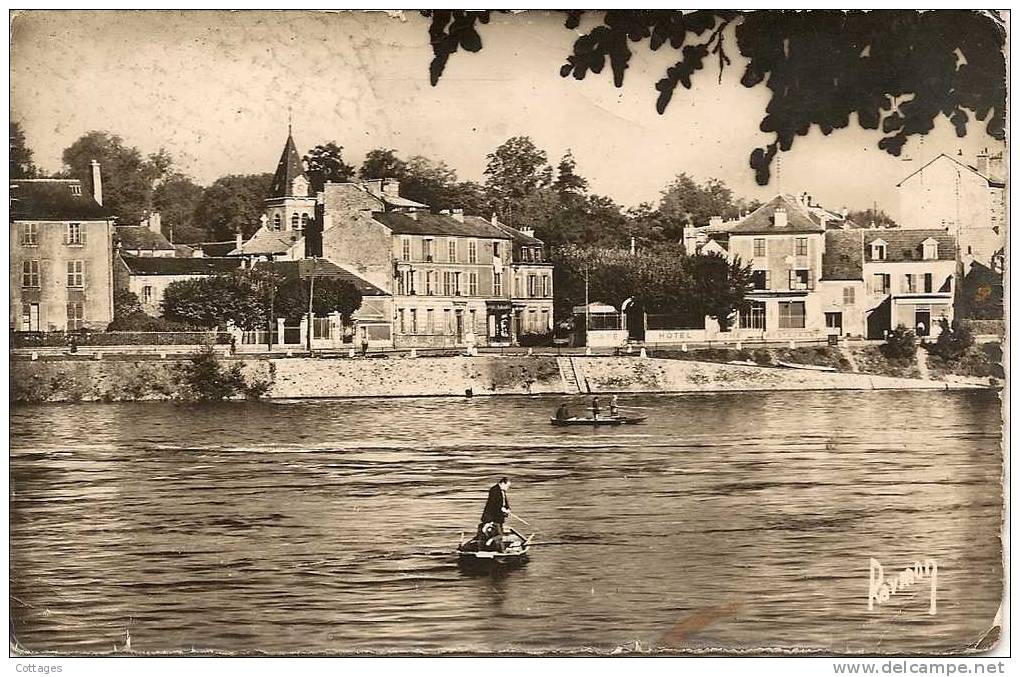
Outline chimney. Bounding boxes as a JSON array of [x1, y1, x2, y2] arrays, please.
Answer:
[[236, 232, 243, 250], [149, 211, 162, 235], [451, 208, 464, 223], [520, 225, 534, 238], [798, 192, 808, 206], [976, 148, 989, 177], [840, 207, 849, 220], [988, 151, 1004, 182], [90, 160, 103, 205], [409, 210, 419, 221], [364, 179, 383, 197], [709, 215, 723, 229], [630, 236, 636, 255], [773, 206, 788, 229], [382, 179, 400, 197]]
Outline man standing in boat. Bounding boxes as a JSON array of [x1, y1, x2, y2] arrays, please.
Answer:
[[479, 477, 511, 551]]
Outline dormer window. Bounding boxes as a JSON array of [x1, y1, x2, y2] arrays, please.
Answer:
[[921, 238, 939, 260], [870, 239, 887, 261]]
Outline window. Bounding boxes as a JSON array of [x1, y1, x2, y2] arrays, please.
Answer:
[[778, 301, 806, 329], [922, 240, 938, 260], [443, 271, 452, 295], [468, 240, 477, 263], [751, 270, 768, 290], [795, 237, 808, 256], [493, 241, 501, 259], [397, 272, 406, 295], [541, 309, 550, 330], [301, 213, 309, 229], [542, 275, 551, 297], [402, 238, 411, 262], [21, 303, 39, 331], [66, 260, 85, 288], [66, 302, 84, 330], [535, 247, 543, 262], [753, 238, 766, 257], [468, 272, 478, 296], [739, 301, 767, 330], [513, 276, 521, 297], [521, 247, 531, 263], [273, 214, 281, 230], [871, 273, 890, 294], [422, 239, 434, 261], [291, 213, 300, 230], [70, 184, 82, 196], [453, 272, 461, 295], [494, 272, 502, 296], [789, 269, 811, 290], [870, 241, 887, 261], [426, 309, 435, 334], [21, 260, 39, 288], [398, 309, 405, 334], [444, 308, 452, 333], [825, 312, 843, 331], [527, 275, 537, 298], [409, 309, 417, 334], [843, 287, 855, 305], [903, 274, 917, 293], [66, 223, 83, 245], [448, 240, 457, 262], [142, 285, 153, 304], [21, 223, 38, 246], [425, 271, 434, 295], [924, 273, 933, 294]]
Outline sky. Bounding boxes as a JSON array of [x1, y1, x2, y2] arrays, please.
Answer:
[[10, 10, 1006, 221]]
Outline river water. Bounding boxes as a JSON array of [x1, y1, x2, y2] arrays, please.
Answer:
[[10, 390, 1003, 655]]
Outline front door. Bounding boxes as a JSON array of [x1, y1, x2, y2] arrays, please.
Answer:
[[915, 310, 931, 337], [455, 311, 464, 343], [825, 311, 843, 335], [21, 303, 39, 331]]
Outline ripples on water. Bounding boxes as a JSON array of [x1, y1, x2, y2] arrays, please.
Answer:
[[10, 390, 1003, 654]]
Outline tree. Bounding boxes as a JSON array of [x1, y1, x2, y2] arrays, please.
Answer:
[[304, 142, 356, 192], [423, 10, 1006, 185], [274, 276, 363, 324], [483, 136, 553, 205], [400, 155, 460, 209], [192, 173, 273, 240], [846, 207, 898, 229], [881, 324, 917, 359], [153, 173, 206, 242], [360, 148, 408, 179], [553, 150, 588, 196], [10, 122, 37, 179], [61, 131, 170, 223], [927, 318, 975, 361], [657, 174, 752, 240], [162, 268, 278, 330]]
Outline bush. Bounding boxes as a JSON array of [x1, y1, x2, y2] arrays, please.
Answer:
[[519, 331, 554, 347], [881, 325, 917, 360], [107, 310, 192, 332], [925, 318, 975, 362]]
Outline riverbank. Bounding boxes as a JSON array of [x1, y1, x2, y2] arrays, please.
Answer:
[[10, 353, 992, 403]]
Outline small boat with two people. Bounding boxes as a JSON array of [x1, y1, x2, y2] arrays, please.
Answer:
[[550, 395, 647, 426], [457, 477, 534, 572]]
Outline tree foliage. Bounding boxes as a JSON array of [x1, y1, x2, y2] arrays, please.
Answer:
[[10, 121, 37, 179], [553, 150, 588, 196], [846, 207, 898, 229], [657, 173, 760, 240], [304, 142, 356, 192], [273, 275, 363, 325], [881, 324, 917, 359], [424, 10, 1006, 185], [359, 148, 408, 179], [61, 131, 171, 223], [153, 172, 206, 242], [926, 318, 975, 361], [162, 268, 279, 330], [192, 173, 273, 240], [484, 136, 553, 204]]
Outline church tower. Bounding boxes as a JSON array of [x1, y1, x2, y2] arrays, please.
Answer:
[[263, 127, 318, 254]]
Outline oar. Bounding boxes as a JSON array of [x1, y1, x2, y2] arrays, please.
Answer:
[[509, 512, 530, 526]]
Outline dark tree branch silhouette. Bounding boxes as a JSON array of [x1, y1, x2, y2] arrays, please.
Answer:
[[423, 10, 1006, 186]]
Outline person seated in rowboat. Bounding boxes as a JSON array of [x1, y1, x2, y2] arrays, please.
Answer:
[[555, 403, 571, 421], [478, 477, 511, 552], [609, 395, 619, 417]]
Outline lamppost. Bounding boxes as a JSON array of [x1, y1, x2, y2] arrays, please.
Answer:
[[306, 256, 317, 354]]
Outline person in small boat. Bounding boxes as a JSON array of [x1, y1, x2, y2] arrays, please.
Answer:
[[478, 477, 511, 552], [555, 403, 571, 420], [609, 395, 619, 417], [591, 396, 601, 420]]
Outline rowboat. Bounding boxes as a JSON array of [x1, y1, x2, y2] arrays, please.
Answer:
[[776, 360, 837, 372], [457, 526, 533, 571], [550, 415, 647, 426]]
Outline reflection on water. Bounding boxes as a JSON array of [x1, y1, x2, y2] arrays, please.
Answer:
[[10, 390, 1002, 654]]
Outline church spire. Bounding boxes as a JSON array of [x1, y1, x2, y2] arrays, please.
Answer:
[[268, 127, 306, 199]]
